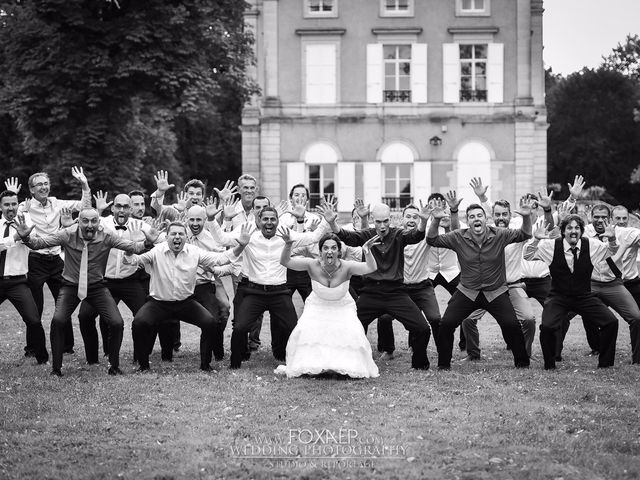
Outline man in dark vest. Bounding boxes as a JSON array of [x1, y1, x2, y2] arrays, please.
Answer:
[[524, 214, 619, 369]]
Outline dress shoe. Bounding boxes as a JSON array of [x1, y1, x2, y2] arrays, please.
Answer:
[[200, 364, 213, 372], [108, 367, 123, 375], [137, 364, 150, 372], [50, 368, 63, 377], [460, 355, 480, 362], [378, 352, 395, 361], [63, 348, 75, 355]]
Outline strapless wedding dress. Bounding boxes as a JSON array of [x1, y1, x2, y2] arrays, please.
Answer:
[[283, 279, 379, 378]]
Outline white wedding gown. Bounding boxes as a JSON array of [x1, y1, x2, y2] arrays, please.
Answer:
[[284, 279, 379, 378]]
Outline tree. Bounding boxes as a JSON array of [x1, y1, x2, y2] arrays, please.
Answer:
[[0, 0, 256, 199], [546, 67, 640, 208], [602, 34, 640, 80]]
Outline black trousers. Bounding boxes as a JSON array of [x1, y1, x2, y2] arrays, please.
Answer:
[[132, 297, 215, 369], [286, 269, 313, 301], [523, 276, 551, 306], [432, 273, 466, 350], [625, 278, 640, 364], [376, 281, 440, 353], [230, 287, 297, 368], [437, 291, 530, 369], [27, 252, 74, 351], [192, 283, 225, 360], [77, 276, 147, 364], [0, 276, 48, 363], [356, 283, 430, 369], [51, 283, 123, 372], [540, 293, 618, 369]]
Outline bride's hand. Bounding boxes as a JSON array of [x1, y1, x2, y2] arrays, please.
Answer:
[[362, 235, 381, 255]]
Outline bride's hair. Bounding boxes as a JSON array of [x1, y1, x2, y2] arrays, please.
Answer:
[[319, 233, 343, 258]]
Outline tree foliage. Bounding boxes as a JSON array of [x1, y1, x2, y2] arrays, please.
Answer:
[[0, 0, 255, 199], [546, 67, 640, 207], [602, 34, 640, 81]]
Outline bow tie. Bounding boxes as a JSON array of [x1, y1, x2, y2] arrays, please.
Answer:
[[114, 225, 127, 231]]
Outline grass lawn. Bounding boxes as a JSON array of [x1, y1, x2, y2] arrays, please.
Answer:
[[0, 288, 639, 480]]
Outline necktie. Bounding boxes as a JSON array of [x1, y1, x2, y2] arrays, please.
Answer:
[[569, 246, 578, 271], [0, 221, 11, 276], [77, 240, 89, 300]]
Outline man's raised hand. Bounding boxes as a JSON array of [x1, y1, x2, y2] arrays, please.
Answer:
[[14, 214, 34, 239], [60, 207, 75, 228], [71, 166, 89, 189], [213, 180, 237, 205], [154, 170, 175, 195], [93, 190, 112, 214], [514, 196, 536, 217], [536, 189, 553, 211], [444, 190, 462, 211], [4, 177, 21, 194], [354, 199, 370, 219], [291, 196, 308, 220], [469, 177, 488, 201], [237, 222, 254, 246], [568, 175, 585, 200]]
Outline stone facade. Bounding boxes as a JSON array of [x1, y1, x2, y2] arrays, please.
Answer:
[[242, 0, 547, 212]]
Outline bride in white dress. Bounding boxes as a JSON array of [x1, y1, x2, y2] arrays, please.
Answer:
[[278, 230, 380, 378]]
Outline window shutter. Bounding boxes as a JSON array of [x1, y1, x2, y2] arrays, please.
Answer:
[[286, 162, 306, 191], [442, 43, 460, 103], [305, 44, 336, 104], [362, 162, 382, 206], [410, 43, 428, 103], [487, 43, 504, 103], [366, 43, 383, 103], [336, 162, 356, 212], [412, 161, 431, 204]]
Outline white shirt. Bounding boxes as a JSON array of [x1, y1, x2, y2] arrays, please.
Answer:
[[520, 217, 551, 279], [101, 216, 151, 280], [188, 228, 227, 285], [129, 243, 237, 301], [404, 239, 431, 284], [207, 219, 329, 285], [426, 226, 460, 282], [584, 224, 625, 282], [611, 226, 640, 280], [19, 191, 91, 255], [0, 214, 31, 276], [524, 237, 614, 273]]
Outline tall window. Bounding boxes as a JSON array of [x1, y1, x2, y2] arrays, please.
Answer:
[[460, 44, 487, 102], [309, 165, 336, 208], [304, 43, 337, 104], [380, 0, 413, 17], [306, 0, 337, 17], [384, 45, 411, 103], [383, 164, 412, 209]]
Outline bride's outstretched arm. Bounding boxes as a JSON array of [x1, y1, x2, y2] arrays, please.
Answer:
[[347, 235, 379, 276], [279, 226, 313, 272]]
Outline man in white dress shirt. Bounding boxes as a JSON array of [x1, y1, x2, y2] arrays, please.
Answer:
[[207, 206, 328, 369], [0, 190, 48, 364], [581, 204, 640, 364], [10, 167, 91, 356], [127, 222, 250, 371], [524, 214, 619, 369], [185, 205, 235, 361]]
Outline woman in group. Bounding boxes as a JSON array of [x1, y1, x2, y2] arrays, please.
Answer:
[[278, 230, 380, 378]]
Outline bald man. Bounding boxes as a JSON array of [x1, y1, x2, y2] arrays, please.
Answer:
[[15, 208, 158, 376], [324, 202, 432, 370], [77, 194, 159, 365]]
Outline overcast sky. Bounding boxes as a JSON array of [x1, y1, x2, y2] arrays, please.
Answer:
[[543, 0, 640, 75]]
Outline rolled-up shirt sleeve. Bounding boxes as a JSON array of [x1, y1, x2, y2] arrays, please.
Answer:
[[523, 239, 554, 264]]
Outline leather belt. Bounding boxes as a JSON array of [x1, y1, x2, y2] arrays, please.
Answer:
[[245, 281, 289, 292], [0, 274, 27, 281]]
